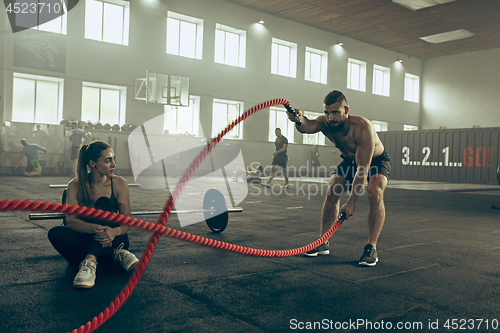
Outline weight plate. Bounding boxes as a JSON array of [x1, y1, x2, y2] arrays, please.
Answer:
[[203, 188, 229, 233]]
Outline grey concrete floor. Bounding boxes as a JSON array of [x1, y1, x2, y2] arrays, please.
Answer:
[[1, 175, 500, 332]]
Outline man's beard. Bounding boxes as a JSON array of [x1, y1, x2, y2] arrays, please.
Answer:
[[327, 121, 345, 132]]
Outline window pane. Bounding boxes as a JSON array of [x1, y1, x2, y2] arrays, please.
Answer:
[[85, 0, 103, 41], [310, 52, 321, 83], [225, 31, 239, 67], [304, 52, 311, 80], [12, 78, 35, 123], [177, 105, 194, 134], [179, 21, 196, 58], [214, 29, 225, 64], [212, 102, 228, 137], [167, 18, 180, 55], [277, 44, 290, 76], [35, 81, 59, 124], [163, 106, 177, 134], [271, 43, 278, 74], [103, 3, 124, 44], [100, 89, 120, 124], [82, 87, 100, 122], [38, 13, 62, 34]]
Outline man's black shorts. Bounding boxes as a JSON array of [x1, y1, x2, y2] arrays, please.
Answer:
[[272, 153, 287, 168], [333, 151, 391, 182]]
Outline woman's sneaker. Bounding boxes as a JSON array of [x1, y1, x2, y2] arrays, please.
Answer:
[[112, 243, 139, 272], [304, 240, 329, 257], [73, 259, 97, 289], [359, 244, 378, 266]]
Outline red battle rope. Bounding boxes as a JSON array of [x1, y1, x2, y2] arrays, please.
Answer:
[[0, 98, 344, 332]]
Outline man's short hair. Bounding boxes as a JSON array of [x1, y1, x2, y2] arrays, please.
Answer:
[[324, 90, 347, 106]]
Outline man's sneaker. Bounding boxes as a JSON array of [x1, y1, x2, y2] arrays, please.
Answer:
[[261, 182, 271, 188], [359, 244, 378, 266], [113, 243, 139, 272], [304, 240, 329, 257], [73, 259, 97, 289]]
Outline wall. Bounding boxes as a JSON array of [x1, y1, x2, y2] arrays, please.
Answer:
[[0, 0, 422, 176], [421, 47, 500, 130]]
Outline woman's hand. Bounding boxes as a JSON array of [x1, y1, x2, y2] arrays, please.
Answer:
[[94, 226, 119, 247]]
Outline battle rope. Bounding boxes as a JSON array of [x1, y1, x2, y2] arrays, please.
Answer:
[[0, 98, 345, 332]]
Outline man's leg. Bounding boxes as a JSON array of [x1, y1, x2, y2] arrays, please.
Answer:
[[304, 175, 346, 257], [366, 174, 388, 248], [266, 165, 278, 184], [358, 173, 388, 266], [283, 166, 289, 186], [320, 174, 346, 236]]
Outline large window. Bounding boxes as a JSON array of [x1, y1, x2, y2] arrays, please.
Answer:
[[212, 99, 243, 139], [12, 73, 63, 124], [167, 12, 203, 60], [271, 38, 297, 78], [84, 0, 130, 45], [302, 111, 325, 145], [215, 24, 246, 68], [28, 0, 68, 34], [372, 65, 390, 97], [305, 47, 327, 84], [163, 96, 201, 136], [268, 107, 294, 143], [347, 58, 366, 92], [404, 73, 420, 103], [82, 83, 126, 125]]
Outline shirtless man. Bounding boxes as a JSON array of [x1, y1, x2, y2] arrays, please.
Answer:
[[287, 90, 391, 266]]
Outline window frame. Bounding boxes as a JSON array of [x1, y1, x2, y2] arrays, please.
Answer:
[[404, 73, 420, 103], [84, 0, 130, 46], [81, 82, 127, 126], [214, 23, 246, 68], [12, 73, 64, 125], [347, 58, 367, 92], [372, 64, 391, 97], [271, 38, 297, 78], [304, 47, 327, 84], [166, 11, 204, 60], [371, 120, 388, 132], [211, 98, 244, 140], [28, 0, 68, 34]]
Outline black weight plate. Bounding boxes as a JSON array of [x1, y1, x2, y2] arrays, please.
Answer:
[[203, 188, 229, 233]]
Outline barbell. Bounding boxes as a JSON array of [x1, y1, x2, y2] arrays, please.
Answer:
[[29, 188, 241, 233], [49, 184, 140, 188]]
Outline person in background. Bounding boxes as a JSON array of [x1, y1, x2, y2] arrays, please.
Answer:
[[14, 138, 47, 177], [261, 128, 289, 188], [69, 121, 85, 176]]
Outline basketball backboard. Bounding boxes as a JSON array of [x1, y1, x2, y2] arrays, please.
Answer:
[[134, 71, 190, 106]]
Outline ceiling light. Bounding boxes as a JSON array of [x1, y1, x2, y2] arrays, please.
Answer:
[[392, 0, 456, 11], [420, 29, 475, 44], [397, 59, 403, 63], [336, 42, 343, 46], [258, 20, 264, 24]]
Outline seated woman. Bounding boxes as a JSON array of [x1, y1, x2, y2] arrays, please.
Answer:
[[232, 165, 264, 183], [47, 141, 139, 289]]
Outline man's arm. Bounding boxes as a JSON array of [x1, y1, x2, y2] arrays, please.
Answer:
[[69, 131, 75, 145], [37, 146, 47, 153], [275, 143, 288, 154], [14, 153, 25, 170], [342, 123, 376, 216], [287, 109, 325, 134]]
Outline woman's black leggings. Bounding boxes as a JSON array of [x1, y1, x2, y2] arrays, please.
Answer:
[[47, 197, 129, 267]]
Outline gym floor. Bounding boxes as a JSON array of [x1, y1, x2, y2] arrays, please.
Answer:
[[1, 175, 500, 333]]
